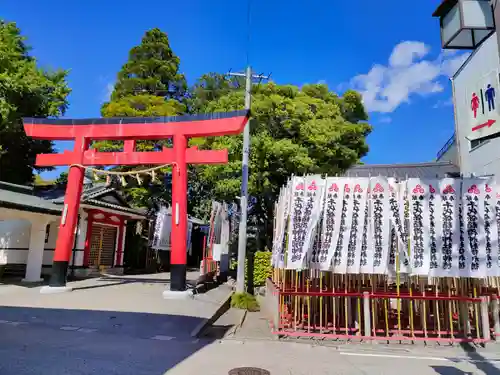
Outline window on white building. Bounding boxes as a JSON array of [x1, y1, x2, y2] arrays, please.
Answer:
[[470, 138, 489, 150]]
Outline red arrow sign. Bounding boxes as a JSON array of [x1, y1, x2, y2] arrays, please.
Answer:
[[472, 119, 496, 132]]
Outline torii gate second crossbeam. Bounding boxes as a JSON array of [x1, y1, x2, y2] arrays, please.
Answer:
[[23, 110, 249, 294]]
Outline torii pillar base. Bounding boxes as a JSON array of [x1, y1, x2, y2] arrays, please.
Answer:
[[162, 284, 193, 300], [40, 286, 73, 294]]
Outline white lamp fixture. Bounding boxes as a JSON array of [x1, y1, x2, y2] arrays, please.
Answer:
[[433, 0, 495, 50]]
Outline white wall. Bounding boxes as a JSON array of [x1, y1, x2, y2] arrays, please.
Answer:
[[454, 33, 500, 177], [0, 209, 88, 267], [0, 219, 31, 265]]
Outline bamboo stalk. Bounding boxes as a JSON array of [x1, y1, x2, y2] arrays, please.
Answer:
[[307, 275, 311, 333], [294, 270, 299, 331], [448, 278, 454, 339], [357, 277, 362, 336], [396, 240, 401, 335], [473, 283, 480, 339], [409, 278, 415, 337], [435, 282, 441, 338], [422, 279, 428, 338], [319, 271, 323, 333], [345, 275, 349, 335]]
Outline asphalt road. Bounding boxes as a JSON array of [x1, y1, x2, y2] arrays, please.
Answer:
[[0, 309, 212, 375], [2, 308, 500, 375]]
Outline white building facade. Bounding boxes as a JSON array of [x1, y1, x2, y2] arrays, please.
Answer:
[[446, 32, 500, 177], [0, 181, 146, 281]]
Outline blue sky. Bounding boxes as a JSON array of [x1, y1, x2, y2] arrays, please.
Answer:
[[3, 0, 464, 179]]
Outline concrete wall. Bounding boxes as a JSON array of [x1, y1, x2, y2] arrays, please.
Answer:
[[0, 210, 88, 270], [454, 33, 500, 178]]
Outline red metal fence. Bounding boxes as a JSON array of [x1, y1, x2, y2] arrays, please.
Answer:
[[264, 275, 499, 344]]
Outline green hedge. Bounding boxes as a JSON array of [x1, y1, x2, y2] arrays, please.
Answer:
[[252, 251, 272, 287], [231, 251, 273, 288]]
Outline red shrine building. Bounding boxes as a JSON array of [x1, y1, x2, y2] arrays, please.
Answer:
[[0, 180, 146, 281]]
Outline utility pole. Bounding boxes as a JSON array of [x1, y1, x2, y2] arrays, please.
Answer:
[[227, 67, 269, 293]]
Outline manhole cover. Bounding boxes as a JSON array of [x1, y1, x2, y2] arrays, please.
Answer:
[[228, 367, 270, 375]]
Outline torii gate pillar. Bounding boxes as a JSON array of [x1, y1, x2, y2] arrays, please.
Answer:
[[170, 134, 188, 291], [23, 111, 249, 294]]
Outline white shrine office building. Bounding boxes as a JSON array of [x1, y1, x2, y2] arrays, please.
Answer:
[[0, 180, 146, 282], [437, 30, 500, 178]]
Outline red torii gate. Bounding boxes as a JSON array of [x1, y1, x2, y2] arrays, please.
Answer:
[[23, 111, 249, 293]]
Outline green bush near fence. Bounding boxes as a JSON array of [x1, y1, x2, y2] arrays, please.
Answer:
[[230, 251, 273, 288], [252, 251, 272, 287], [231, 292, 260, 311]]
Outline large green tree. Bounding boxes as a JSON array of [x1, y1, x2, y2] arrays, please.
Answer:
[[192, 82, 371, 249], [187, 72, 244, 113], [95, 28, 187, 209], [110, 28, 186, 102], [0, 21, 70, 184]]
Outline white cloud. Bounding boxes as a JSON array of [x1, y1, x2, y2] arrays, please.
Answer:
[[378, 116, 392, 123], [389, 41, 430, 67], [433, 97, 453, 109], [102, 82, 114, 103], [349, 41, 470, 113]]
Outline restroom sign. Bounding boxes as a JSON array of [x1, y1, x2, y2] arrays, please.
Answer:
[[468, 70, 500, 141]]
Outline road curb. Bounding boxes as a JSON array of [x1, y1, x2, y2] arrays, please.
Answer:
[[238, 309, 247, 328], [190, 288, 233, 338], [225, 309, 247, 338]]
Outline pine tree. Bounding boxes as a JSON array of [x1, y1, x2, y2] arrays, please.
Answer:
[[110, 28, 187, 101], [96, 28, 188, 209]]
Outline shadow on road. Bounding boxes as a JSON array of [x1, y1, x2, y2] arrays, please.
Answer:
[[72, 275, 220, 295], [430, 366, 473, 375], [0, 305, 229, 375], [458, 342, 500, 375], [98, 276, 173, 283], [72, 280, 134, 291], [431, 343, 500, 375]]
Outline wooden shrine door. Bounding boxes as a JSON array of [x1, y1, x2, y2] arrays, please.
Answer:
[[89, 224, 117, 268]]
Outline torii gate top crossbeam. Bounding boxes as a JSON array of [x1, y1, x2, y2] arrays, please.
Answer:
[[23, 110, 250, 140], [22, 110, 250, 167]]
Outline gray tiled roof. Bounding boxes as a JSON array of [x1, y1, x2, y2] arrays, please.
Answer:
[[344, 161, 460, 179], [84, 199, 147, 217], [39, 183, 112, 203], [0, 181, 62, 215], [1, 181, 146, 217], [37, 183, 146, 217]]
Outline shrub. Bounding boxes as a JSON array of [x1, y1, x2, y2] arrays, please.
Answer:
[[231, 292, 260, 311], [231, 250, 273, 288], [230, 259, 238, 270], [252, 251, 272, 287]]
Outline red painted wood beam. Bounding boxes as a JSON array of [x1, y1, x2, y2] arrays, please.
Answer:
[[123, 140, 136, 153], [34, 148, 228, 167], [23, 115, 249, 140]]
